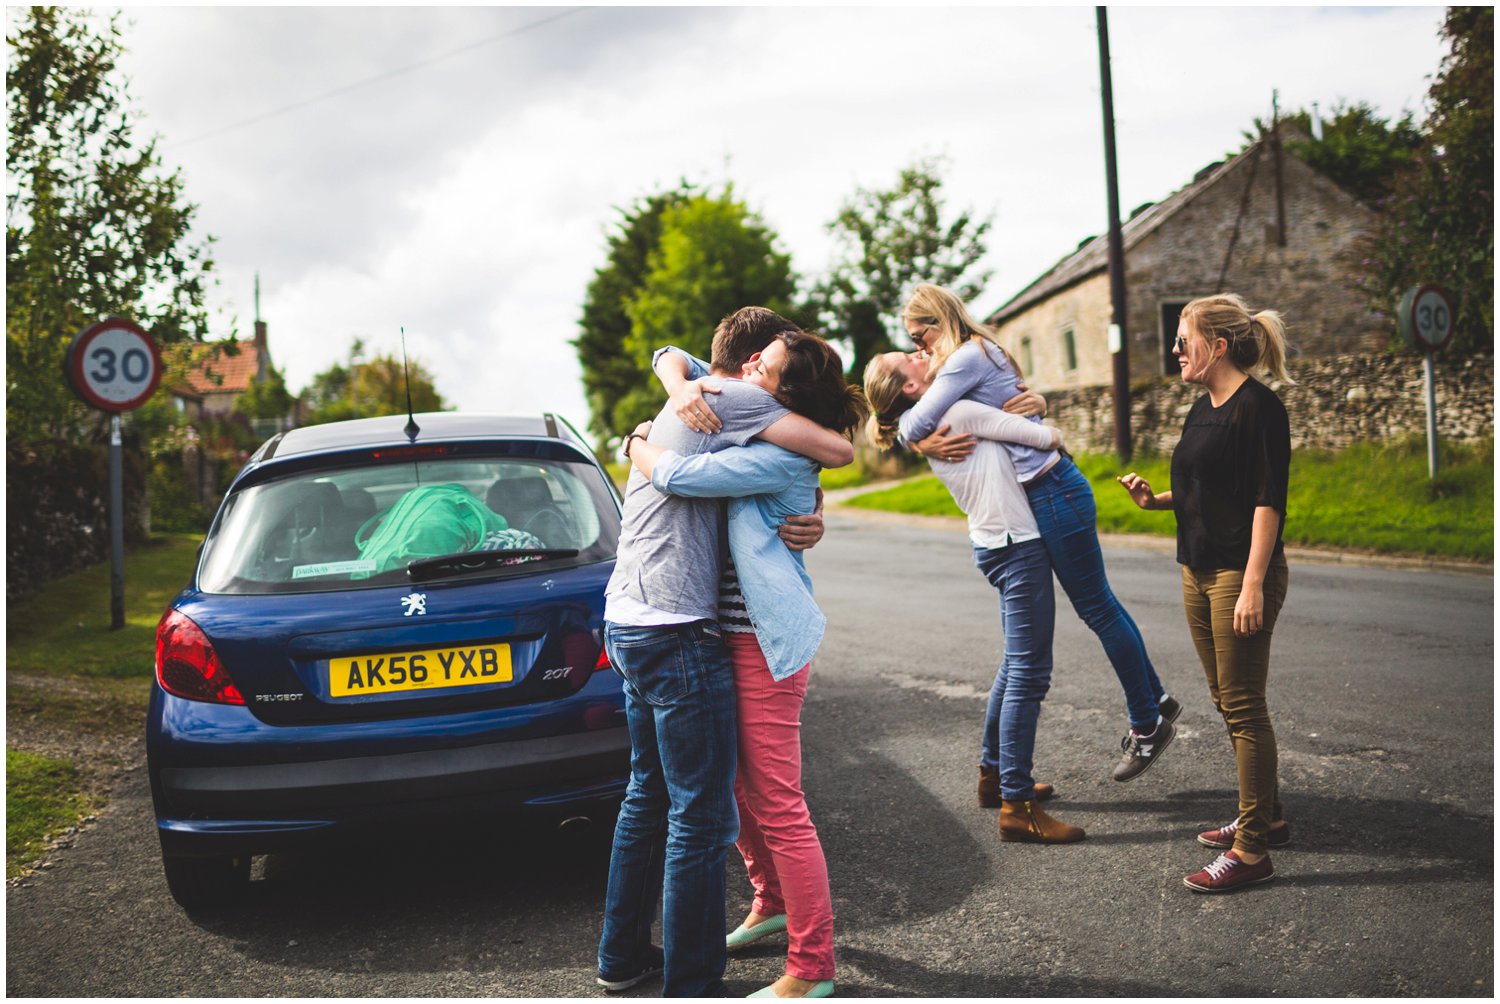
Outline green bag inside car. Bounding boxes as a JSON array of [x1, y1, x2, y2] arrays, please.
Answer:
[[352, 483, 508, 578]]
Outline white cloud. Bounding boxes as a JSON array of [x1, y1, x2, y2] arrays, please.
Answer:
[[111, 5, 1448, 446]]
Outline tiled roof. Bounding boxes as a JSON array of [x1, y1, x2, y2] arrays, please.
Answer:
[[989, 138, 1264, 325], [168, 340, 262, 397]]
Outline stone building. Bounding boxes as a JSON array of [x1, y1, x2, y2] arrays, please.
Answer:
[[988, 129, 1387, 391]]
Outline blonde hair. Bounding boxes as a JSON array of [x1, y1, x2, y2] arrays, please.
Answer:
[[902, 283, 1020, 380], [861, 354, 910, 452], [1180, 293, 1294, 384]]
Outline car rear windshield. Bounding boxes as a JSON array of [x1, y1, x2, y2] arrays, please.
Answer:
[[197, 453, 620, 594]]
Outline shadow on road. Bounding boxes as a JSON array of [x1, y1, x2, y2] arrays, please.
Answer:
[[831, 945, 1185, 997], [1065, 785, 1493, 884], [187, 813, 617, 976]]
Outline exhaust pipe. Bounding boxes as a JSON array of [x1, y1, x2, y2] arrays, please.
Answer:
[[557, 814, 596, 835]]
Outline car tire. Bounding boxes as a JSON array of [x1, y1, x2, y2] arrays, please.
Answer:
[[162, 853, 251, 911]]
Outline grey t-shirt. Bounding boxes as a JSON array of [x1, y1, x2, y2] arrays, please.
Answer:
[[605, 379, 789, 622]]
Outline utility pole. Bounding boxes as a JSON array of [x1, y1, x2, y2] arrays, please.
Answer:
[[1272, 90, 1287, 246], [1096, 6, 1131, 462]]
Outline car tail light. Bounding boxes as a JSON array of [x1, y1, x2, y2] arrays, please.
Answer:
[[156, 608, 245, 705], [595, 646, 612, 673]]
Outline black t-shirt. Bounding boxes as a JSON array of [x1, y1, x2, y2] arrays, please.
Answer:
[[1170, 376, 1291, 571]]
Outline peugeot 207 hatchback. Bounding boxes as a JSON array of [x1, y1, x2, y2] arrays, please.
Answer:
[[146, 412, 628, 910]]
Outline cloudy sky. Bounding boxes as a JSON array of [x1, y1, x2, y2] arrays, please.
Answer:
[[105, 5, 1445, 445]]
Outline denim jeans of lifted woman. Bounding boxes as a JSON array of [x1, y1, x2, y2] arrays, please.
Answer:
[[974, 537, 1057, 802], [1023, 457, 1165, 731]]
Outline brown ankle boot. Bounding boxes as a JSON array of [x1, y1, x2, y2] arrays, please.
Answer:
[[979, 767, 1054, 807], [999, 799, 1086, 843]]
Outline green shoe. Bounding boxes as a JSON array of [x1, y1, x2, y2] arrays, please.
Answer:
[[725, 913, 787, 951], [747, 979, 835, 998]]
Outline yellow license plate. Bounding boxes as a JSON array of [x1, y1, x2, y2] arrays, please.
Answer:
[[329, 644, 513, 697]]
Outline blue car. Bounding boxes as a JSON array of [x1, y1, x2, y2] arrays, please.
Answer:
[[146, 412, 629, 910]]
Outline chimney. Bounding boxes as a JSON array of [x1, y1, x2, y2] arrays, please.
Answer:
[[253, 273, 269, 381]]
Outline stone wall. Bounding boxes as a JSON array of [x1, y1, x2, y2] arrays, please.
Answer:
[[1047, 353, 1494, 456]]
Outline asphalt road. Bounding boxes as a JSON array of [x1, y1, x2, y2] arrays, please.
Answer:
[[7, 512, 1493, 997]]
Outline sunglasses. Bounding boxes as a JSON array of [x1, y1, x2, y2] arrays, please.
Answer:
[[908, 323, 934, 346]]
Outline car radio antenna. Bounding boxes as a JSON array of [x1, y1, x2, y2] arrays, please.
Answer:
[[400, 326, 420, 441]]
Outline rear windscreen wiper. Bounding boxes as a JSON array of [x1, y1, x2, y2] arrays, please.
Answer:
[[406, 548, 580, 582]]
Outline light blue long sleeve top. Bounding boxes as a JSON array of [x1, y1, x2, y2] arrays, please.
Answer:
[[896, 339, 1059, 482], [648, 346, 826, 680]]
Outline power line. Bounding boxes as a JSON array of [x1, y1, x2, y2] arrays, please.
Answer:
[[168, 7, 586, 150]]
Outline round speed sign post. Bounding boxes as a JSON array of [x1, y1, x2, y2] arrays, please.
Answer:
[[1397, 285, 1455, 481], [64, 318, 163, 630]]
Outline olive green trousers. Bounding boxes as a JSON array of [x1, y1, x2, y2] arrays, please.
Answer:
[[1180, 553, 1289, 855]]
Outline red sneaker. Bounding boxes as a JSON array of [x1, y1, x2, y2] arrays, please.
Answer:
[[1183, 850, 1275, 893], [1197, 818, 1291, 850]]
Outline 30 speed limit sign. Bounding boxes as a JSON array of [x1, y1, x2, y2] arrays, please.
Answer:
[[64, 318, 163, 412], [1398, 284, 1456, 353]]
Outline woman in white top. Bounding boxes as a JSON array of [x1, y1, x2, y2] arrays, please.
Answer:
[[864, 351, 1086, 844]]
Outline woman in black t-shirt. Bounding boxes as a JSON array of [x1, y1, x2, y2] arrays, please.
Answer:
[[1117, 293, 1293, 895]]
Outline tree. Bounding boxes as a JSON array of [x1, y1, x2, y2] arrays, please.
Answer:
[[233, 366, 294, 421], [300, 354, 447, 426], [610, 189, 798, 435], [807, 159, 992, 380], [1364, 6, 1493, 353], [1278, 102, 1423, 205], [575, 183, 696, 447], [7, 8, 215, 442]]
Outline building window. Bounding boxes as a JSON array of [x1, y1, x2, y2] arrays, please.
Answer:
[[1020, 337, 1033, 377], [1160, 300, 1191, 374], [1061, 327, 1077, 372]]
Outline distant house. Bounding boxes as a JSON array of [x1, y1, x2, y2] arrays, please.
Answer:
[[167, 318, 272, 419], [988, 128, 1385, 391]]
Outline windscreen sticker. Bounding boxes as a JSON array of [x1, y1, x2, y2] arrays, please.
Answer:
[[292, 559, 377, 580]]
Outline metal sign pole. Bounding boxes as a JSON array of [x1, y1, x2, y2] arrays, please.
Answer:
[[1423, 350, 1439, 480], [64, 318, 162, 631], [1397, 285, 1453, 482], [110, 413, 126, 630]]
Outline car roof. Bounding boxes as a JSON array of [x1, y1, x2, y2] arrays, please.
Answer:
[[250, 412, 587, 466]]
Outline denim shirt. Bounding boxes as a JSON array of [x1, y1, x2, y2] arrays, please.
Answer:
[[649, 347, 825, 680]]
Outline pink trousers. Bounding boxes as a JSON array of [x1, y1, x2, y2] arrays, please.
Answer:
[[726, 633, 836, 981]]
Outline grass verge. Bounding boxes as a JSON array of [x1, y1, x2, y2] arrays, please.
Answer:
[[6, 749, 96, 877], [819, 464, 874, 492], [6, 533, 202, 875], [6, 533, 201, 679], [846, 438, 1493, 560]]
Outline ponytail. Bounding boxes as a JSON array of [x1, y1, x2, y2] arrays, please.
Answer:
[[862, 354, 912, 452], [1245, 311, 1292, 384]]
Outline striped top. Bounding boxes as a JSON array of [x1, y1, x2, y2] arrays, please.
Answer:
[[718, 559, 754, 633]]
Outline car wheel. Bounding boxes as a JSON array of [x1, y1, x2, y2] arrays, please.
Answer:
[[162, 853, 251, 911]]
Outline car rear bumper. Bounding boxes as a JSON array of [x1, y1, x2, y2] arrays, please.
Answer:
[[154, 725, 631, 856]]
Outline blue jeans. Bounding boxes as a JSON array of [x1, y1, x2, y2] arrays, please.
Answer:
[[598, 620, 739, 998], [975, 538, 1057, 801], [1024, 457, 1165, 730]]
